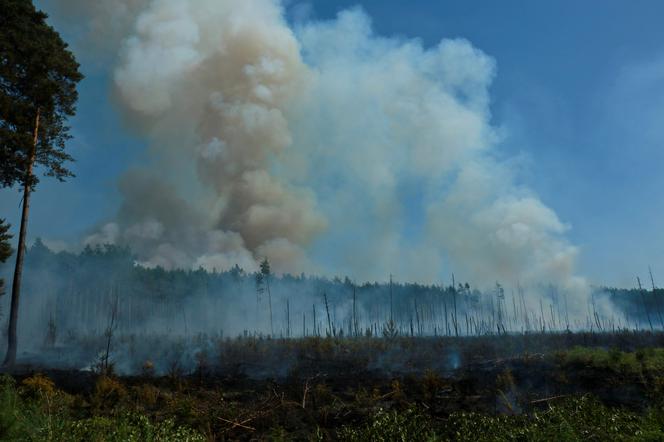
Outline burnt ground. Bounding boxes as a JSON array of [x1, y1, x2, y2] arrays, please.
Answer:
[[4, 332, 664, 440], [1, 332, 664, 440]]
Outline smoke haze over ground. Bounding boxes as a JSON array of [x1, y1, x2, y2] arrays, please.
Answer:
[[0, 243, 655, 374], [42, 0, 586, 300]]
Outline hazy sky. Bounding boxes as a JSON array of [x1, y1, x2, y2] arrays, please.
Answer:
[[2, 0, 664, 287]]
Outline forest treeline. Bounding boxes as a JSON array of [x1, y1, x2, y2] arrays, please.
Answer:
[[0, 240, 662, 344]]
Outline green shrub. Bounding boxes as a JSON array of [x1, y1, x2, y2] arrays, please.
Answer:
[[338, 407, 439, 442], [339, 396, 664, 442], [0, 374, 205, 442], [443, 396, 664, 442], [66, 413, 205, 442]]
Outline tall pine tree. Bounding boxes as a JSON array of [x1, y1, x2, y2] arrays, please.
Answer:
[[0, 0, 83, 366]]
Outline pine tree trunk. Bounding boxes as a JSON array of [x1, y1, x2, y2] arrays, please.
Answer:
[[4, 108, 40, 368]]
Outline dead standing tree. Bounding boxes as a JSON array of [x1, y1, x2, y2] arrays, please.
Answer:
[[352, 283, 358, 337], [323, 292, 335, 337], [637, 277, 654, 332], [451, 274, 459, 337], [99, 288, 119, 375], [649, 267, 664, 329]]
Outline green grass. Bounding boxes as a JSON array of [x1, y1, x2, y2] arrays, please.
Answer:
[[0, 375, 204, 442], [340, 397, 664, 442], [555, 346, 664, 374], [339, 407, 439, 441]]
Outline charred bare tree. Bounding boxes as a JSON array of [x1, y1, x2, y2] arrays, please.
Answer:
[[312, 304, 318, 337], [451, 274, 459, 336], [636, 277, 653, 332], [100, 289, 119, 375], [323, 292, 334, 337], [649, 267, 664, 329], [389, 274, 394, 322], [286, 299, 291, 338], [352, 284, 358, 337]]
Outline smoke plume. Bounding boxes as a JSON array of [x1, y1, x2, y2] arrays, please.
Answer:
[[50, 0, 585, 296]]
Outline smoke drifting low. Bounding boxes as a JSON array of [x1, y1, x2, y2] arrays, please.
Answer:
[[52, 0, 585, 297]]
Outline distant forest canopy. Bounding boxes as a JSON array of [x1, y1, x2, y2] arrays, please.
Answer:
[[0, 240, 662, 343]]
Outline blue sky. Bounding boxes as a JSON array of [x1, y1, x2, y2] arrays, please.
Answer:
[[2, 0, 664, 287]]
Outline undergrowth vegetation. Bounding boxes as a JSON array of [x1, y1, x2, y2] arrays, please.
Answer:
[[555, 346, 664, 374], [0, 375, 204, 441], [1, 345, 664, 440], [340, 398, 664, 442]]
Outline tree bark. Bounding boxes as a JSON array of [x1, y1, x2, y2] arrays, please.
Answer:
[[4, 108, 40, 368]]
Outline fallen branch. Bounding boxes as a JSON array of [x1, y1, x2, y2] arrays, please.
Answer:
[[530, 395, 569, 404], [497, 390, 517, 415], [302, 379, 310, 409], [302, 373, 322, 409], [217, 416, 256, 432]]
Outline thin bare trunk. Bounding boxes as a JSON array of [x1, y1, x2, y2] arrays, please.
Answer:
[[324, 292, 334, 337], [638, 277, 654, 332], [286, 299, 290, 338], [102, 289, 119, 374], [451, 274, 458, 336], [649, 266, 664, 329], [4, 108, 40, 368], [312, 304, 317, 336], [389, 274, 393, 322], [352, 285, 358, 337]]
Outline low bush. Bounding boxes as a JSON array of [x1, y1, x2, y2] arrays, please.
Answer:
[[0, 374, 204, 442]]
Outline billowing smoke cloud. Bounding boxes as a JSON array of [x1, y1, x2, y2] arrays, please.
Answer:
[[51, 0, 585, 296], [80, 0, 327, 274]]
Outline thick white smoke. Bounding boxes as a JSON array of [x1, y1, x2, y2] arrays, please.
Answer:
[[52, 0, 586, 297], [83, 0, 327, 274]]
